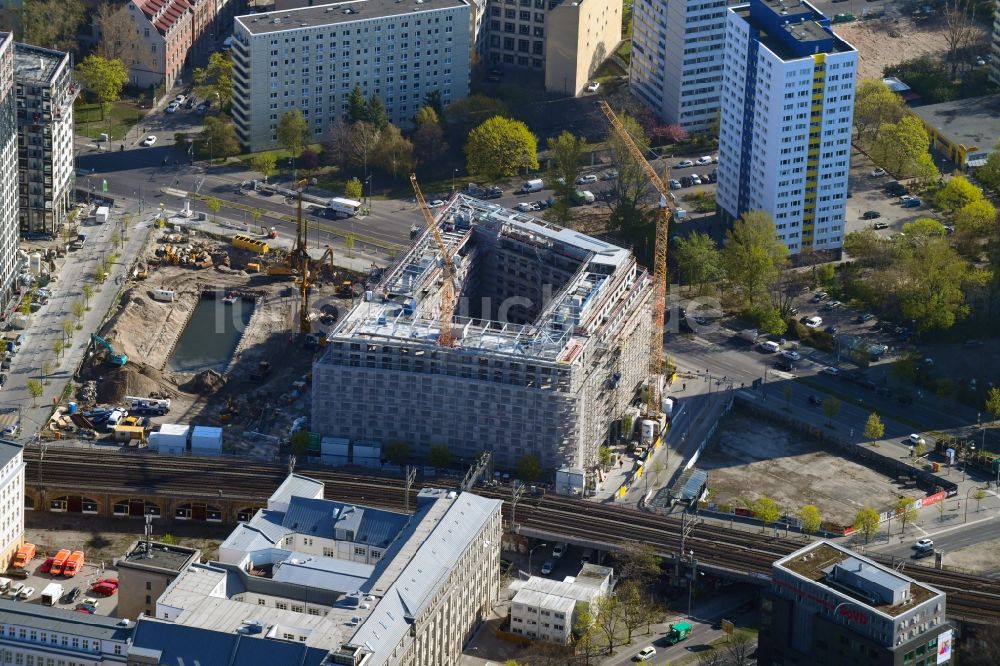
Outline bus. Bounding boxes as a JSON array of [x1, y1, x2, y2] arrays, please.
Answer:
[[49, 549, 71, 576], [326, 197, 363, 219], [62, 551, 85, 577]]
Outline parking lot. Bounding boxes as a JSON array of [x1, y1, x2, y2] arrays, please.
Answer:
[[3, 557, 118, 617], [844, 148, 944, 238]]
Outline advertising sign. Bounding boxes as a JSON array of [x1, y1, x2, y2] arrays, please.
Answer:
[[937, 629, 953, 664]]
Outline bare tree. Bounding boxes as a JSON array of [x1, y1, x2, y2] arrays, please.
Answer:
[[697, 651, 728, 666], [726, 630, 757, 666], [96, 1, 135, 62], [943, 0, 979, 78]]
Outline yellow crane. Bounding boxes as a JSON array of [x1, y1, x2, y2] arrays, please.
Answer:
[[410, 173, 457, 347], [598, 101, 675, 414]]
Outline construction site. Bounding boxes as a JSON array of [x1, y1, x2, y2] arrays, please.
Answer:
[[50, 195, 367, 456]]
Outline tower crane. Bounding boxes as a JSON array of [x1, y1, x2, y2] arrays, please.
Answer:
[[598, 100, 675, 415], [409, 173, 457, 347]]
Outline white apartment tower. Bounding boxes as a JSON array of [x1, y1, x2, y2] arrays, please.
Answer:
[[231, 0, 472, 152], [0, 442, 24, 572], [0, 33, 19, 312], [631, 0, 732, 131], [14, 43, 77, 238], [716, 0, 856, 254]]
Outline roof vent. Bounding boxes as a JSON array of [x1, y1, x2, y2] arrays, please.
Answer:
[[272, 17, 281, 23], [343, 7, 353, 13]]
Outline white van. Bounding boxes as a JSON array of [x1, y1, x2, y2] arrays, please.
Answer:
[[520, 179, 544, 194], [7, 582, 23, 597]]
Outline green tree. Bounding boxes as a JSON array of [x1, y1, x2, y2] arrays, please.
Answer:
[[977, 148, 1000, 192], [896, 237, 973, 332], [347, 84, 367, 123], [547, 131, 586, 196], [426, 444, 453, 470], [18, 294, 31, 316], [606, 113, 652, 215], [465, 116, 539, 181], [345, 177, 363, 200], [52, 339, 65, 361], [615, 540, 661, 582], [61, 319, 74, 342], [516, 453, 542, 482], [344, 233, 356, 258], [752, 495, 781, 531], [413, 106, 447, 165], [384, 440, 411, 466], [869, 116, 936, 180], [853, 506, 881, 543], [192, 52, 233, 109], [853, 79, 906, 144], [111, 231, 121, 249], [365, 94, 389, 130], [799, 505, 822, 534], [895, 496, 918, 533], [902, 218, 947, 237], [593, 593, 623, 654], [823, 397, 841, 426], [934, 176, 984, 212], [721, 210, 789, 308], [445, 94, 509, 138], [23, 0, 86, 52], [598, 446, 613, 467], [954, 199, 998, 236], [207, 197, 222, 223], [75, 55, 128, 118], [251, 154, 277, 182], [973, 487, 986, 512], [674, 232, 721, 292], [277, 109, 309, 158], [864, 412, 885, 445], [985, 387, 1000, 420], [72, 300, 85, 321], [289, 429, 310, 456], [26, 379, 43, 407], [371, 124, 414, 180], [41, 359, 52, 385], [198, 116, 241, 158]]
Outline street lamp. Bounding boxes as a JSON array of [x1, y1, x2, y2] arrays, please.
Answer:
[[687, 550, 698, 619], [452, 168, 458, 192], [527, 542, 548, 577]]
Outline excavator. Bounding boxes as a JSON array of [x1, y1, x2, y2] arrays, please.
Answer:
[[89, 334, 127, 366]]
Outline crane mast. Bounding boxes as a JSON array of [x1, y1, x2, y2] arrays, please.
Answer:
[[598, 101, 674, 414], [409, 174, 457, 347]]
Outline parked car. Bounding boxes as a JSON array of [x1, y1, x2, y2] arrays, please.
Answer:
[[862, 210, 881, 220], [60, 587, 81, 605], [174, 94, 186, 104], [668, 179, 682, 190], [586, 81, 600, 92], [759, 340, 780, 353], [676, 159, 694, 168], [871, 167, 887, 176], [872, 222, 889, 230], [601, 169, 618, 180], [635, 646, 657, 662], [540, 559, 555, 575], [781, 350, 801, 361], [804, 316, 822, 328], [695, 155, 713, 166], [18, 587, 34, 600], [576, 174, 598, 185], [141, 135, 157, 147], [690, 175, 702, 185], [184, 97, 196, 109], [165, 102, 179, 114], [901, 197, 921, 208]]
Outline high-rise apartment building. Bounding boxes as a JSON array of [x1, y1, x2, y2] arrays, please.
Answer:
[[0, 33, 20, 312], [0, 441, 23, 572], [13, 43, 76, 238], [630, 0, 732, 131], [991, 0, 1000, 86], [715, 0, 856, 254], [760, 540, 952, 666], [230, 0, 472, 152], [483, 0, 621, 95]]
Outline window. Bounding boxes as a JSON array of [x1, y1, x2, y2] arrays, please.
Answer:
[[258, 598, 267, 606], [146, 581, 152, 590]]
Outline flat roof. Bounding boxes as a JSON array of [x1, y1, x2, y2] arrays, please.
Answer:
[[910, 93, 1000, 156], [119, 540, 200, 573], [237, 0, 469, 35], [732, 0, 855, 60], [775, 541, 941, 618], [0, 599, 133, 642], [13, 43, 65, 84], [0, 441, 21, 469]]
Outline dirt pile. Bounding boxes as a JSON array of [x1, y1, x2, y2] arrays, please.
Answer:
[[181, 369, 226, 395], [96, 365, 175, 404]]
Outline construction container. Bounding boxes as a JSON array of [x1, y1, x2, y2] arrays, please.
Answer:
[[151, 289, 175, 302], [231, 235, 270, 255], [149, 423, 189, 456], [29, 253, 42, 275], [113, 425, 146, 444], [190, 426, 223, 454], [640, 419, 657, 444], [351, 442, 381, 468], [320, 437, 349, 466]]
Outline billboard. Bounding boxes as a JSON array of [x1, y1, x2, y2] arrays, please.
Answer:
[[937, 629, 953, 664]]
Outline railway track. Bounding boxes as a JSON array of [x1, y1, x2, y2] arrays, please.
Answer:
[[25, 448, 1000, 622]]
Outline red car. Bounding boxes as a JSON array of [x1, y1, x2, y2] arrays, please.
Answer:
[[91, 584, 116, 597], [94, 578, 119, 589], [38, 557, 54, 574]]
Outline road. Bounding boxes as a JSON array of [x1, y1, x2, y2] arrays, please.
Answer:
[[5, 202, 157, 440]]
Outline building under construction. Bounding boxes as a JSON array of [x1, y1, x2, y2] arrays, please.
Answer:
[[312, 196, 653, 472]]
